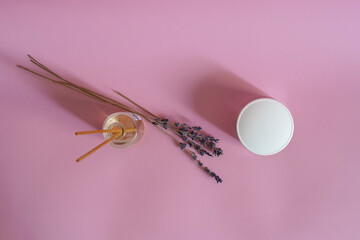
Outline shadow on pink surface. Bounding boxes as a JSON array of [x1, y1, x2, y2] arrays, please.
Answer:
[[12, 55, 120, 129], [193, 70, 269, 140]]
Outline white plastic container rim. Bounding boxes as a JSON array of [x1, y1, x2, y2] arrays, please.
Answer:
[[236, 98, 294, 155]]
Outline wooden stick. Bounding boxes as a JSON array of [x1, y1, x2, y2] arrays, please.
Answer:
[[75, 128, 137, 135], [75, 129, 123, 135], [76, 132, 123, 162]]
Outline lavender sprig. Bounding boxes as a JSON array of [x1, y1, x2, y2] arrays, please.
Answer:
[[162, 120, 223, 157], [179, 146, 223, 183]]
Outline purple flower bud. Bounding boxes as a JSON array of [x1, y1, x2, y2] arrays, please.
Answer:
[[205, 151, 213, 157], [195, 145, 201, 151], [215, 176, 223, 183], [213, 147, 223, 156], [188, 131, 196, 140], [179, 143, 186, 150], [179, 127, 188, 132], [200, 138, 207, 146]]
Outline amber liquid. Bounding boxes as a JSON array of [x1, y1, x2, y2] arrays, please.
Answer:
[[103, 112, 144, 148]]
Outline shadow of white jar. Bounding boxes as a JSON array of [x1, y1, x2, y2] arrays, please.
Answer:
[[236, 98, 294, 155]]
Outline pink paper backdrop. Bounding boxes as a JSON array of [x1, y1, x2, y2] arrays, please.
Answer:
[[1, 1, 360, 239]]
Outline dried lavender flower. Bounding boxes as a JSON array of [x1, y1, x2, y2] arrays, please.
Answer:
[[157, 118, 168, 122], [208, 141, 216, 150], [188, 131, 197, 140], [186, 140, 212, 157], [178, 130, 186, 136], [214, 175, 223, 183], [197, 162, 223, 183], [179, 126, 188, 133], [205, 151, 213, 157], [199, 138, 207, 146], [179, 143, 186, 150], [194, 144, 201, 151], [213, 147, 223, 157]]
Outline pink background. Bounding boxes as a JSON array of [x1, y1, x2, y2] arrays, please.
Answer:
[[1, 1, 360, 239]]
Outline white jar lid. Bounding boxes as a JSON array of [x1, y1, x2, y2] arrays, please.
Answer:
[[236, 98, 294, 155]]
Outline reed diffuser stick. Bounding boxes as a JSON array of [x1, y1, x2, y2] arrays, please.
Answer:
[[75, 129, 123, 135], [76, 132, 123, 162], [75, 128, 136, 135]]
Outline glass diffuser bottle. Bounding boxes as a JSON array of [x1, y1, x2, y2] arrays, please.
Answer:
[[102, 112, 144, 148]]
